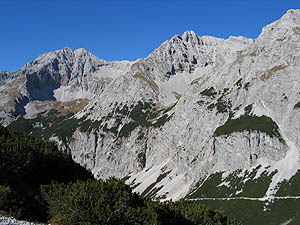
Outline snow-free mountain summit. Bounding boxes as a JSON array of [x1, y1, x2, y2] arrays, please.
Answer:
[[1, 10, 300, 213]]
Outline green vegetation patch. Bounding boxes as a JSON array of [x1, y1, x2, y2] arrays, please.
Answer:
[[200, 198, 300, 225], [215, 95, 232, 114], [141, 170, 172, 198], [200, 87, 217, 99], [235, 78, 243, 89], [294, 102, 300, 109], [117, 101, 175, 139], [187, 167, 276, 199], [136, 151, 146, 168], [42, 178, 240, 225], [9, 100, 175, 144], [276, 170, 300, 196], [8, 112, 104, 143], [238, 170, 276, 198], [214, 113, 281, 140], [204, 88, 232, 114], [41, 178, 153, 225], [188, 172, 226, 198], [243, 82, 250, 90], [9, 113, 71, 138]]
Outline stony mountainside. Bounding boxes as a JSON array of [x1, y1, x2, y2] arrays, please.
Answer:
[[0, 215, 40, 225], [2, 9, 300, 207], [0, 47, 132, 123]]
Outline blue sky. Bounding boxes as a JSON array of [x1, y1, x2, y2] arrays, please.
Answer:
[[0, 0, 299, 72]]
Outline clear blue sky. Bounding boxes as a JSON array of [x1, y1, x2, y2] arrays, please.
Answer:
[[0, 0, 299, 72]]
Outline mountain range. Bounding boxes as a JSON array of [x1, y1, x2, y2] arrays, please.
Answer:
[[1, 9, 300, 224]]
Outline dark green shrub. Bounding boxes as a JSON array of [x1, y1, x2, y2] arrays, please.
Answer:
[[0, 125, 93, 221], [41, 178, 157, 225]]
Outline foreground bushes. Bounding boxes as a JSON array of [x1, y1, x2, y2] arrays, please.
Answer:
[[41, 178, 157, 224], [0, 125, 93, 221], [41, 178, 240, 225]]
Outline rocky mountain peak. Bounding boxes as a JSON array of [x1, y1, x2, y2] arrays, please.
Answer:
[[181, 30, 198, 42], [258, 9, 300, 41], [61, 46, 73, 54], [74, 47, 96, 59], [280, 9, 300, 24], [19, 47, 73, 75]]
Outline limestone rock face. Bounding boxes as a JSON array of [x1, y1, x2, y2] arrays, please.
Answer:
[[0, 47, 132, 119], [17, 47, 132, 102], [1, 9, 300, 201]]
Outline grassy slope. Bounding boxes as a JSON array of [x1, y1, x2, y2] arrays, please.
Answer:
[[186, 169, 300, 225], [201, 199, 300, 225], [187, 168, 276, 199]]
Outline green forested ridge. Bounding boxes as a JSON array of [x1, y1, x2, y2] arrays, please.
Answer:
[[0, 125, 240, 224]]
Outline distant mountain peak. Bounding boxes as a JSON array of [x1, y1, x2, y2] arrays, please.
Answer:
[[74, 47, 89, 54], [282, 9, 300, 21], [61, 46, 73, 52], [181, 30, 198, 42]]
